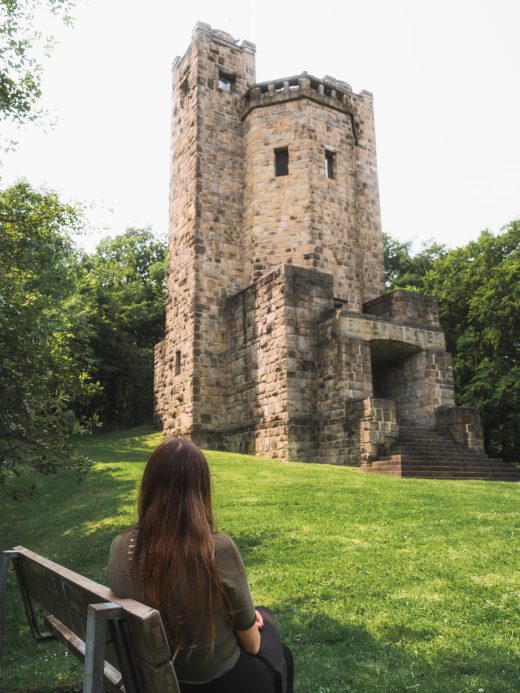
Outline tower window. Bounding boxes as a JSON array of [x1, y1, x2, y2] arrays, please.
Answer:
[[218, 72, 235, 92], [175, 351, 181, 375], [275, 147, 289, 177], [325, 150, 335, 179]]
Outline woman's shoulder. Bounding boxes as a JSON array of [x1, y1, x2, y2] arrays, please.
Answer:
[[107, 528, 139, 596], [213, 531, 237, 548], [111, 527, 137, 546], [213, 532, 244, 567], [108, 528, 137, 562]]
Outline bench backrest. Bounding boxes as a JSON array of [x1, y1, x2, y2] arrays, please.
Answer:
[[4, 547, 180, 692]]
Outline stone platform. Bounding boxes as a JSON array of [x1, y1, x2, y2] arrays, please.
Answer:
[[361, 426, 520, 481]]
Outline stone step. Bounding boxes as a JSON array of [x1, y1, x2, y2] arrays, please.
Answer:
[[397, 446, 474, 456], [379, 451, 498, 461], [364, 424, 520, 481], [378, 454, 511, 467], [368, 462, 519, 472], [381, 451, 493, 461], [365, 469, 520, 482], [372, 458, 520, 472], [375, 456, 518, 470], [398, 436, 473, 448], [394, 439, 479, 448], [362, 464, 520, 480]]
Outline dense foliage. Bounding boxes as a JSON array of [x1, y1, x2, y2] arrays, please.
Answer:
[[0, 181, 93, 496], [0, 182, 166, 495], [79, 229, 167, 427], [383, 233, 447, 290], [384, 223, 520, 461], [0, 0, 75, 125], [423, 224, 520, 461]]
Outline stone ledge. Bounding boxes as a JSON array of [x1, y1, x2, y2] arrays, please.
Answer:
[[363, 290, 440, 328]]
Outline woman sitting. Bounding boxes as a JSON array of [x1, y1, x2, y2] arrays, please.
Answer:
[[107, 437, 294, 692]]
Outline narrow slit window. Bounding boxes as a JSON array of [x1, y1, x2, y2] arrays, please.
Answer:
[[325, 150, 335, 179], [175, 351, 181, 375], [275, 147, 289, 177], [218, 72, 235, 92]]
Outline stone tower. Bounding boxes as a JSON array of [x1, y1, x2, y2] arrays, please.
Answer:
[[155, 23, 513, 479]]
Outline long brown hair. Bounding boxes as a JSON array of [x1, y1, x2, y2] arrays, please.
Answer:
[[132, 437, 227, 656]]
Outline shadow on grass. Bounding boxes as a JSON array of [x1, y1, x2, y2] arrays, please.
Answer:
[[75, 425, 159, 465], [0, 463, 140, 693], [5, 563, 518, 693], [231, 531, 283, 569], [269, 601, 518, 693], [14, 688, 81, 693], [51, 466, 140, 579]]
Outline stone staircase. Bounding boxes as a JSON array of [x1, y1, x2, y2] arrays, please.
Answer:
[[362, 425, 520, 481]]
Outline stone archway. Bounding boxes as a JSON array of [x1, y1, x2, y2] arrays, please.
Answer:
[[370, 339, 422, 424]]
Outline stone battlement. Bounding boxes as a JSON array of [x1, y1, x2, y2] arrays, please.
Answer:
[[242, 73, 367, 140]]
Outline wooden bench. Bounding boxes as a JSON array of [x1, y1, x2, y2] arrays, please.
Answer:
[[0, 547, 180, 692]]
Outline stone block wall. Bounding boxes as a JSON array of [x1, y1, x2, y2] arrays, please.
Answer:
[[223, 264, 334, 460], [224, 266, 290, 457], [283, 265, 334, 460], [189, 25, 255, 432], [242, 98, 317, 284], [318, 395, 399, 467], [242, 75, 384, 310], [364, 290, 440, 328], [374, 350, 455, 427], [354, 90, 386, 304], [157, 24, 257, 441], [436, 406, 485, 453], [316, 332, 373, 464], [352, 398, 399, 466]]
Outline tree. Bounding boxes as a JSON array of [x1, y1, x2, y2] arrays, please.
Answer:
[[383, 233, 447, 290], [0, 0, 74, 125], [384, 226, 520, 461], [0, 181, 94, 497], [423, 224, 520, 461], [79, 229, 166, 427]]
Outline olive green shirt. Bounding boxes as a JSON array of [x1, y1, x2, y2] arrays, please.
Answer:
[[106, 531, 256, 683]]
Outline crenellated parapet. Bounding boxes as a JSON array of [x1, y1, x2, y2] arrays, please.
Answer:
[[242, 72, 366, 143]]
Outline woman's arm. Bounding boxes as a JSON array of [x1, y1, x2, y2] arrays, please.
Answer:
[[216, 535, 261, 654], [236, 609, 263, 655], [236, 622, 261, 655]]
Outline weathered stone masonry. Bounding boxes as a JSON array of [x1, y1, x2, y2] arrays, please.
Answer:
[[154, 23, 487, 468]]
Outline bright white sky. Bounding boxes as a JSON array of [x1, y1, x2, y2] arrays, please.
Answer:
[[2, 0, 519, 253]]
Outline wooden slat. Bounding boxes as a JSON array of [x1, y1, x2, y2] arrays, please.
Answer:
[[12, 547, 178, 693], [14, 547, 171, 665], [135, 657, 180, 693], [45, 615, 123, 693], [56, 623, 180, 693]]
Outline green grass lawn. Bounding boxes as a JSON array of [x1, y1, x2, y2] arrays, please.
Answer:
[[1, 427, 519, 693]]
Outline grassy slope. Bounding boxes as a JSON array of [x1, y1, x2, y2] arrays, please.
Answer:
[[0, 427, 519, 693]]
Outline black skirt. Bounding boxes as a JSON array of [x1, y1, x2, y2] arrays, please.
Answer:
[[179, 607, 293, 693]]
